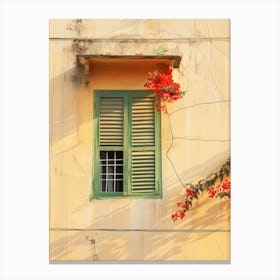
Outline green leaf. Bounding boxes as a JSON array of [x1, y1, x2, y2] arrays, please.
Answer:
[[224, 167, 230, 176]]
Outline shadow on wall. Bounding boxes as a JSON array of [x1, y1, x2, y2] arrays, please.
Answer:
[[49, 69, 230, 261], [164, 148, 230, 189], [50, 189, 230, 261], [49, 67, 90, 147], [50, 227, 230, 261], [164, 150, 230, 216]]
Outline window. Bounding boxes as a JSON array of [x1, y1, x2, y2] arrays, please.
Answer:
[[93, 90, 162, 198]]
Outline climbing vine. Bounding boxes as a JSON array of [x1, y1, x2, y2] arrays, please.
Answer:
[[171, 159, 231, 222]]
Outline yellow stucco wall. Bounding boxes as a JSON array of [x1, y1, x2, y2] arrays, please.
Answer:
[[49, 19, 230, 261]]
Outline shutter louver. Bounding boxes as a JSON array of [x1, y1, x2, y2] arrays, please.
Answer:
[[131, 97, 155, 147], [99, 97, 124, 146], [131, 151, 156, 193]]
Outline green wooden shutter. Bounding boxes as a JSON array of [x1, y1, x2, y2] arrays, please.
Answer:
[[129, 95, 161, 195], [93, 93, 127, 198]]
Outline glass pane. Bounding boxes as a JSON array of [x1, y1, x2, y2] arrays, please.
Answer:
[[100, 151, 106, 159], [116, 151, 123, 159], [116, 166, 123, 173], [108, 166, 114, 173], [116, 180, 123, 192], [107, 180, 114, 192], [101, 166, 106, 174], [100, 180, 106, 192], [108, 151, 114, 159], [99, 151, 123, 193]]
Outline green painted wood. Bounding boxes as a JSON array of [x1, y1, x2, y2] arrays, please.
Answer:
[[123, 94, 129, 196], [92, 92, 100, 198], [99, 146, 124, 151], [155, 98, 162, 196], [92, 90, 162, 199], [129, 92, 161, 197]]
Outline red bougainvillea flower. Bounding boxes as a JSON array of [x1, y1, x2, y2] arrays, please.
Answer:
[[208, 186, 216, 198], [222, 179, 231, 190], [171, 211, 180, 222], [178, 210, 185, 219], [144, 69, 185, 112], [186, 188, 195, 197], [183, 203, 190, 210], [170, 159, 230, 223]]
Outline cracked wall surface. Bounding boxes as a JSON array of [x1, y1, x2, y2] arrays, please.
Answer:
[[49, 19, 230, 261]]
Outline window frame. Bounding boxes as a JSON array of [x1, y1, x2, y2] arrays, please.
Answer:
[[92, 90, 162, 199]]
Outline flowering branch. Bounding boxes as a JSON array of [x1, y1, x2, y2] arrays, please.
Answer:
[[171, 159, 231, 222], [144, 69, 185, 112]]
